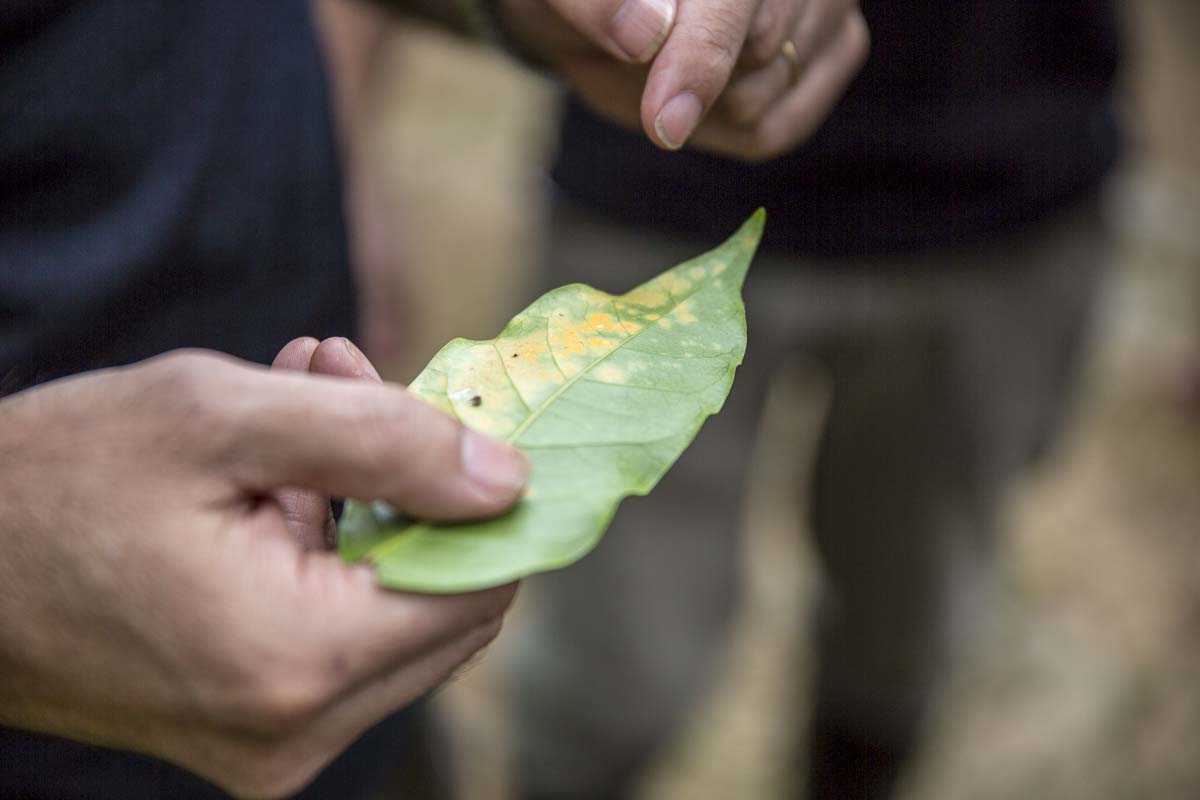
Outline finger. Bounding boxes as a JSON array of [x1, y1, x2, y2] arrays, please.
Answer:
[[689, 9, 868, 160], [546, 0, 677, 64], [272, 337, 320, 372], [288, 337, 384, 548], [283, 551, 518, 685], [267, 609, 511, 793], [218, 517, 517, 751], [721, 1, 853, 128], [328, 568, 516, 690], [304, 615, 508, 761], [640, 0, 761, 150], [740, 0, 806, 69], [719, 47, 796, 127], [271, 338, 330, 549], [212, 364, 529, 520], [309, 337, 382, 384], [789, 0, 857, 68]]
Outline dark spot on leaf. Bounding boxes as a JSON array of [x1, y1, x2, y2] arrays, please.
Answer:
[[470, 395, 482, 407]]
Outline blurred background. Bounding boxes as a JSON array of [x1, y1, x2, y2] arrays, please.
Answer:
[[342, 1, 1200, 797]]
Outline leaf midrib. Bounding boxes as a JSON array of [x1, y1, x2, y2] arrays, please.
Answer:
[[365, 274, 728, 565], [502, 281, 714, 445]]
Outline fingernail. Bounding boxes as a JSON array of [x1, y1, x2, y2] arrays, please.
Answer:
[[461, 430, 529, 499], [611, 0, 675, 63], [342, 338, 381, 382], [654, 92, 703, 150]]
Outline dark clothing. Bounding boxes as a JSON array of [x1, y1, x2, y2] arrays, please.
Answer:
[[0, 3, 407, 798], [551, 0, 1123, 257], [0, 714, 421, 800], [0, 0, 355, 394]]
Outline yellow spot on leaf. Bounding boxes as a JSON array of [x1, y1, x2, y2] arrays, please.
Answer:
[[657, 318, 672, 328], [645, 313, 660, 321], [713, 263, 727, 275], [552, 326, 587, 356], [688, 266, 706, 280], [671, 300, 698, 324], [588, 337, 613, 350], [509, 339, 548, 364], [595, 364, 626, 383], [624, 286, 669, 308], [586, 313, 623, 334], [660, 274, 692, 294]]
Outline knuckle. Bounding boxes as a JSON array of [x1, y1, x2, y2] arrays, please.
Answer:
[[745, 11, 786, 66], [146, 351, 218, 404], [744, 36, 781, 70], [203, 650, 333, 739], [245, 669, 332, 736], [688, 16, 743, 82], [141, 351, 235, 441]]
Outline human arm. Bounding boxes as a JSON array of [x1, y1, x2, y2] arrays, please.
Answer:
[[0, 338, 527, 798]]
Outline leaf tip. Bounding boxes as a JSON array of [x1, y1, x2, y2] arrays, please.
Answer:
[[743, 207, 766, 241]]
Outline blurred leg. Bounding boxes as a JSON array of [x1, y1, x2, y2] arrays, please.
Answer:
[[507, 200, 786, 799], [804, 324, 971, 800], [804, 198, 1110, 800]]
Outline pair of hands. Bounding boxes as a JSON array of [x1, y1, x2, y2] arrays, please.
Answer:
[[505, 0, 869, 159], [0, 3, 870, 794], [0, 340, 526, 797]]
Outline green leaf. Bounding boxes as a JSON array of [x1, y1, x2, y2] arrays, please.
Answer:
[[338, 209, 765, 592]]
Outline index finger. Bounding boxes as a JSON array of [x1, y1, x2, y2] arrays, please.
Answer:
[[639, 0, 762, 149]]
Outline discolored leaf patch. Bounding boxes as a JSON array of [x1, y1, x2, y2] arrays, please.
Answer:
[[338, 210, 765, 592]]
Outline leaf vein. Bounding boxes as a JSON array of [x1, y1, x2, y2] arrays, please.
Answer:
[[492, 341, 532, 411], [507, 288, 707, 444], [543, 314, 569, 382]]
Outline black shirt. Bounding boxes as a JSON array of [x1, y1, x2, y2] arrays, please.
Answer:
[[0, 0, 355, 393], [552, 0, 1123, 257], [0, 2, 411, 797]]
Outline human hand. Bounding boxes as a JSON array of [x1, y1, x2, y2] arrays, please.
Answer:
[[500, 0, 868, 160], [0, 339, 527, 797]]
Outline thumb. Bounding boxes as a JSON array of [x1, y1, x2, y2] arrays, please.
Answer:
[[546, 0, 676, 63], [215, 361, 529, 521]]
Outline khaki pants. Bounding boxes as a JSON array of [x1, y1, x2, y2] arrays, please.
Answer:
[[507, 195, 1110, 797]]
